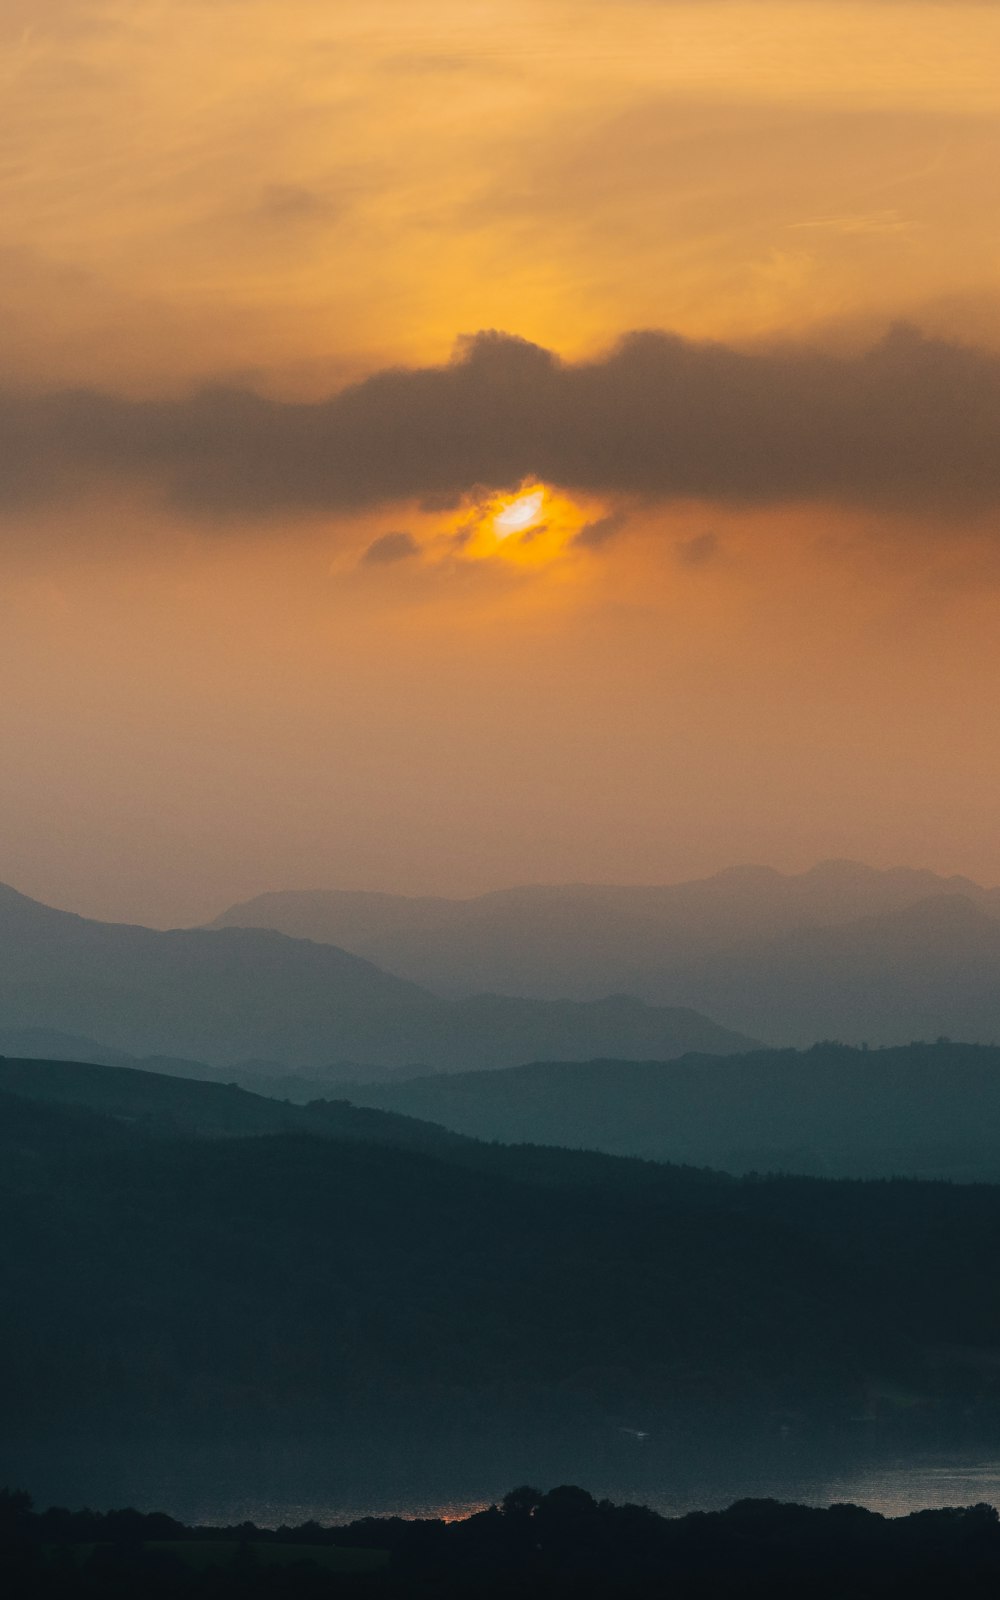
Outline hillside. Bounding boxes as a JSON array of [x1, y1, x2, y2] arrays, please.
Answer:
[[7, 1065, 1000, 1495], [0, 1055, 727, 1193], [0, 1096, 868, 1451], [664, 895, 1000, 1046], [0, 882, 755, 1072], [209, 862, 1000, 1045], [336, 1040, 1000, 1182], [7, 1491, 1000, 1600], [0, 1057, 474, 1158], [0, 1028, 352, 1101], [208, 860, 1000, 988]]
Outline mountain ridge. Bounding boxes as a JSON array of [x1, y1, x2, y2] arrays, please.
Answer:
[[333, 1039, 1000, 1182], [0, 882, 754, 1072], [208, 862, 1000, 1044], [9, 1051, 1000, 1486]]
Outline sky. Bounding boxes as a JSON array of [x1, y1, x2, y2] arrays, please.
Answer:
[[3, 0, 1000, 926]]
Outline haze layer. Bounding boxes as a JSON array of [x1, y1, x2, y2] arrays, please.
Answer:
[[4, 2, 999, 923]]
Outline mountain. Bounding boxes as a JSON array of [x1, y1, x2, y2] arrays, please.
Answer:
[[335, 1039, 1000, 1182], [663, 894, 1000, 1046], [0, 1055, 724, 1196], [0, 1027, 374, 1101], [0, 1056, 475, 1158], [7, 1058, 1000, 1489], [0, 882, 755, 1072], [209, 864, 1000, 1045], [0, 1026, 135, 1065], [0, 1088, 858, 1453]]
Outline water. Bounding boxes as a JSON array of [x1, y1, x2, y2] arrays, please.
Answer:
[[186, 1469, 1000, 1530], [217, 1458, 1000, 1528], [16, 1439, 1000, 1527], [606, 1455, 1000, 1523]]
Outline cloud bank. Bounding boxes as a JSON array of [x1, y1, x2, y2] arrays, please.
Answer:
[[2, 324, 998, 524]]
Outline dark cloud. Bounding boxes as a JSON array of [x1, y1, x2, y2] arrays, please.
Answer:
[[418, 489, 466, 513], [574, 511, 629, 548], [517, 520, 549, 545], [361, 529, 420, 565], [676, 531, 720, 566], [2, 323, 1000, 524]]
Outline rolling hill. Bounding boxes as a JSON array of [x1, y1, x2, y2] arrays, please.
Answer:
[[7, 1055, 1000, 1496], [661, 894, 1000, 1046], [0, 1056, 475, 1157], [0, 882, 755, 1072], [334, 1039, 1000, 1182], [209, 863, 1000, 1046]]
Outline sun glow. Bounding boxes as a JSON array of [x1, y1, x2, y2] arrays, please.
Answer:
[[441, 482, 610, 571], [494, 489, 545, 537]]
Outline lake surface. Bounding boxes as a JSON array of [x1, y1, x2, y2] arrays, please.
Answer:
[[13, 1433, 998, 1529], [20, 1439, 1000, 1528], [215, 1457, 1000, 1528]]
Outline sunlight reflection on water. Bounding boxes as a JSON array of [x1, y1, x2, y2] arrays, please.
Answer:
[[196, 1460, 1000, 1529], [20, 1436, 1000, 1528]]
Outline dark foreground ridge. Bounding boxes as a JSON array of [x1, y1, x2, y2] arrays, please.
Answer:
[[4, 1485, 1000, 1599], [8, 1053, 1000, 1475]]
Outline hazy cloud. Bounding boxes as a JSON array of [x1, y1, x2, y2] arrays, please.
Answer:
[[676, 531, 720, 566], [0, 0, 110, 39], [253, 184, 338, 223], [361, 530, 421, 564], [2, 323, 1000, 525], [574, 511, 629, 548]]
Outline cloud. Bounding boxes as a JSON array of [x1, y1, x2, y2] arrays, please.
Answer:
[[676, 531, 720, 566], [2, 323, 1000, 525], [253, 184, 338, 223], [573, 511, 628, 549], [361, 530, 420, 565], [0, 1, 109, 39]]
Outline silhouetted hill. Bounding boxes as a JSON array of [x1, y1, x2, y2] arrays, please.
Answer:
[[7, 1487, 1000, 1600], [0, 1027, 134, 1065], [0, 1091, 138, 1186], [8, 1069, 1000, 1480], [0, 1055, 735, 1196], [0, 1028, 364, 1100], [0, 1057, 476, 1158], [665, 895, 1000, 1046], [0, 882, 755, 1071], [335, 1040, 1000, 1181], [0, 1103, 868, 1449], [209, 860, 1000, 1006]]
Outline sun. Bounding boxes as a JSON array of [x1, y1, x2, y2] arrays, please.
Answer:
[[439, 480, 608, 570], [493, 488, 545, 538]]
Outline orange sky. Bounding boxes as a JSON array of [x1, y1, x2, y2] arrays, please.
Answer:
[[4, 1, 1000, 924]]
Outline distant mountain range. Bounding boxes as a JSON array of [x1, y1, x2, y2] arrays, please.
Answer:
[[335, 1040, 1000, 1183], [210, 860, 1000, 1045], [0, 883, 753, 1073], [7, 859, 1000, 1072]]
